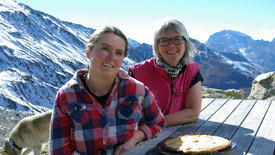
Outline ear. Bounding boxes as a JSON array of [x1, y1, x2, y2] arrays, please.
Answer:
[[85, 46, 91, 58]]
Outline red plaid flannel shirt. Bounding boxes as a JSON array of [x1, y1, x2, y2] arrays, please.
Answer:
[[50, 69, 165, 154]]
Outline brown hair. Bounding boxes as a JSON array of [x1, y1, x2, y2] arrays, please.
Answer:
[[86, 26, 128, 57]]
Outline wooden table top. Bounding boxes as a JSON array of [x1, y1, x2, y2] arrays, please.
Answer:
[[125, 98, 275, 155]]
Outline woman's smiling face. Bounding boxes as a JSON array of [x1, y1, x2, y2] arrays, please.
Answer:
[[87, 33, 125, 78], [157, 29, 185, 66]]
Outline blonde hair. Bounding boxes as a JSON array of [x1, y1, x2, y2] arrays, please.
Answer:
[[153, 17, 196, 64], [86, 26, 128, 57]]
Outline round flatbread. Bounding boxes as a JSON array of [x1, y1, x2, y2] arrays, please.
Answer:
[[161, 134, 232, 154]]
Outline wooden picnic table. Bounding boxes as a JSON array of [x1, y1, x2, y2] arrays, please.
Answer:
[[125, 98, 275, 155]]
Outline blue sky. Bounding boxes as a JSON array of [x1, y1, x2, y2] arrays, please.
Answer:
[[15, 0, 275, 44]]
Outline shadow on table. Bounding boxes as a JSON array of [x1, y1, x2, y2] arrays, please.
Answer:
[[143, 119, 275, 155]]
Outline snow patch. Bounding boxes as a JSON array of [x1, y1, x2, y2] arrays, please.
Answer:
[[255, 71, 274, 82], [239, 48, 246, 56]]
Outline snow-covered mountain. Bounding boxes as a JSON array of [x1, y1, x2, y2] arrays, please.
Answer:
[[193, 39, 269, 92], [0, 0, 154, 112], [202, 30, 274, 92], [205, 30, 275, 71], [0, 0, 273, 111], [1, 0, 93, 111]]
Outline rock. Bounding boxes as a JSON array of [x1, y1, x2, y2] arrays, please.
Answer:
[[202, 86, 244, 99], [248, 71, 275, 100]]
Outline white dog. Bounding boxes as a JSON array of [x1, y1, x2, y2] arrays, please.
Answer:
[[0, 110, 52, 155]]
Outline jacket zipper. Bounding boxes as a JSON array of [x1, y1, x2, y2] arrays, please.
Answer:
[[164, 79, 174, 114]]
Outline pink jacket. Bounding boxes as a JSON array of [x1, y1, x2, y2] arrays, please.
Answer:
[[129, 58, 200, 115]]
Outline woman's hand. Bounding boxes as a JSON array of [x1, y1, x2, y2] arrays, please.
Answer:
[[114, 130, 145, 155]]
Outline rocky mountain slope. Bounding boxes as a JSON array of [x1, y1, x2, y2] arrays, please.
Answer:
[[0, 0, 150, 112]]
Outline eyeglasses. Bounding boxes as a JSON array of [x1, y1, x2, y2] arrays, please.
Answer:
[[157, 36, 185, 47]]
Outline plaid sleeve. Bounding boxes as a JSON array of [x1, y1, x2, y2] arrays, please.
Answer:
[[50, 90, 80, 155], [138, 86, 165, 139]]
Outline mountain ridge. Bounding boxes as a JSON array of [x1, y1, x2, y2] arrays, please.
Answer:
[[205, 30, 275, 71]]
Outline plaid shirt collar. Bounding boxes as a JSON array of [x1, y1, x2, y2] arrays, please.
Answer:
[[67, 69, 129, 89]]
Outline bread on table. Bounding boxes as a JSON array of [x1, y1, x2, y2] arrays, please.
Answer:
[[161, 133, 232, 154]]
